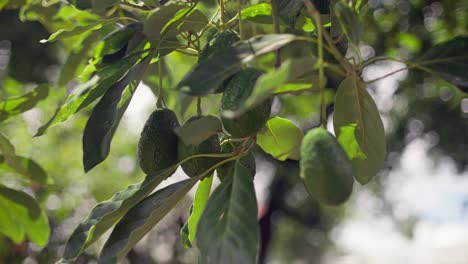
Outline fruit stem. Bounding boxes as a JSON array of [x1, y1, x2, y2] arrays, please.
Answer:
[[197, 97, 202, 116], [303, 0, 327, 128], [156, 59, 166, 108], [219, 0, 226, 31]]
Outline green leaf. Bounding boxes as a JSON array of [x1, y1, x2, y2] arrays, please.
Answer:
[[162, 8, 208, 38], [334, 0, 362, 46], [99, 178, 198, 263], [0, 185, 49, 247], [35, 53, 142, 137], [174, 116, 222, 146], [333, 76, 386, 185], [0, 84, 49, 123], [240, 2, 273, 24], [417, 36, 468, 93], [197, 162, 259, 264], [94, 22, 143, 59], [225, 58, 318, 117], [278, 0, 303, 28], [0, 155, 48, 185], [92, 0, 116, 12], [0, 133, 48, 184], [41, 17, 121, 43], [180, 219, 191, 248], [257, 117, 303, 161], [143, 4, 208, 40], [188, 175, 213, 244], [60, 166, 177, 262], [83, 57, 150, 172], [177, 34, 297, 95]]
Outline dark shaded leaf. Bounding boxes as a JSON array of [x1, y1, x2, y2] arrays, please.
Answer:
[[99, 178, 198, 263], [197, 162, 259, 264], [333, 0, 362, 46], [417, 36, 468, 92], [60, 166, 177, 261], [175, 116, 222, 145], [257, 117, 303, 161], [278, 0, 303, 28], [35, 54, 143, 137], [224, 58, 318, 117], [82, 57, 150, 172], [0, 84, 48, 123], [177, 34, 297, 95], [333, 76, 386, 184]]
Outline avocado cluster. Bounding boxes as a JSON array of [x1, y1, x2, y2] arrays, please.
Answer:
[[178, 116, 221, 178], [137, 108, 180, 175], [299, 127, 354, 206], [199, 30, 240, 93], [220, 68, 272, 138], [216, 139, 256, 181]]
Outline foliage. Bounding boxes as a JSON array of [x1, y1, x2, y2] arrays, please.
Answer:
[[0, 0, 467, 263]]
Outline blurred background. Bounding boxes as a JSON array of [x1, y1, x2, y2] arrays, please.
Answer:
[[0, 0, 467, 263]]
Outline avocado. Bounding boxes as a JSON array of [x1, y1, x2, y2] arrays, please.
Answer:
[[178, 116, 221, 178], [216, 140, 256, 181], [300, 127, 354, 206], [198, 30, 240, 93], [137, 108, 180, 175], [221, 68, 272, 138]]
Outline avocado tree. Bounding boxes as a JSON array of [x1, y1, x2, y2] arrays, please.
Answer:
[[0, 0, 467, 263]]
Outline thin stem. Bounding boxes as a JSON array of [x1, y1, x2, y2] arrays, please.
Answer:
[[303, 0, 352, 72], [219, 0, 226, 29], [365, 67, 409, 84], [156, 59, 165, 108], [197, 97, 202, 116], [238, 0, 244, 39], [304, 0, 327, 128], [270, 0, 282, 68]]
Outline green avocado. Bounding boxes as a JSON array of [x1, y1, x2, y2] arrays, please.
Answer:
[[178, 116, 221, 178], [300, 127, 354, 206], [216, 140, 256, 181], [221, 68, 272, 138], [137, 108, 180, 175], [198, 30, 240, 93]]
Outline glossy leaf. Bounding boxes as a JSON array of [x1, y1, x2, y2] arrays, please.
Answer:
[[82, 57, 150, 172], [35, 54, 142, 137], [417, 36, 468, 92], [0, 185, 49, 247], [99, 178, 198, 263], [180, 219, 191, 248], [175, 116, 222, 146], [226, 58, 318, 117], [143, 4, 207, 41], [0, 84, 48, 123], [197, 162, 259, 264], [42, 17, 120, 43], [188, 175, 213, 244], [241, 2, 273, 24], [60, 166, 177, 262], [177, 34, 296, 95], [333, 76, 386, 185], [257, 117, 303, 161]]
